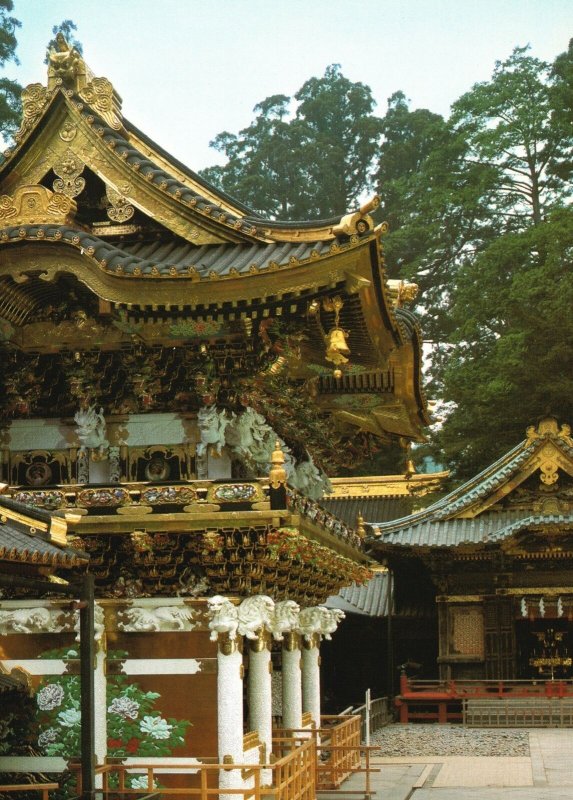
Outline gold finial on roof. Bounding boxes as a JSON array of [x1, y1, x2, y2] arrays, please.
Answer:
[[269, 440, 287, 489]]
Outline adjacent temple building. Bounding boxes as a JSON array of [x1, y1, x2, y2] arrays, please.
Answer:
[[0, 37, 428, 793]]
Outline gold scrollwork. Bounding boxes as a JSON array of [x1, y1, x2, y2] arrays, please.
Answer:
[[105, 185, 135, 223], [79, 77, 122, 131], [53, 148, 86, 198], [59, 121, 78, 142], [15, 83, 49, 141], [0, 185, 76, 226]]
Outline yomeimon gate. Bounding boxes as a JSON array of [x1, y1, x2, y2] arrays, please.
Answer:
[[0, 36, 429, 794], [368, 418, 573, 683]]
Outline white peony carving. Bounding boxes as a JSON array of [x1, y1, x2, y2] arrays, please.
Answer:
[[289, 455, 332, 500]]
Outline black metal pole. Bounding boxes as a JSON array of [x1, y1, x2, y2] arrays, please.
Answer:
[[79, 573, 96, 800]]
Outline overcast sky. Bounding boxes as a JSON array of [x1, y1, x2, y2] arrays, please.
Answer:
[[5, 0, 572, 170]]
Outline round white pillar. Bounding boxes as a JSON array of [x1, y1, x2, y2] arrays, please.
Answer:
[[302, 638, 321, 729], [248, 636, 272, 784], [281, 632, 302, 731], [217, 638, 244, 798]]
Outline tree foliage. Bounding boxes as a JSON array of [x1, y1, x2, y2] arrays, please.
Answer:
[[200, 65, 382, 219], [0, 0, 21, 142]]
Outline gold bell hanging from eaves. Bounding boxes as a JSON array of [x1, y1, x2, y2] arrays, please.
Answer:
[[325, 326, 350, 366]]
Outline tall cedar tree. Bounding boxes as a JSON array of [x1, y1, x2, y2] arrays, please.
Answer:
[[201, 65, 382, 220], [0, 0, 21, 142], [431, 47, 573, 477]]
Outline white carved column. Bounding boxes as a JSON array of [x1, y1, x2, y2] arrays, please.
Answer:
[[206, 597, 245, 799], [248, 633, 272, 784], [301, 637, 321, 729], [281, 631, 302, 731]]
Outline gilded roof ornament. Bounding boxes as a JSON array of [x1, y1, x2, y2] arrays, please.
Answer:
[[106, 185, 135, 223], [387, 279, 419, 307], [47, 33, 89, 91], [47, 34, 124, 130], [52, 149, 86, 198], [15, 84, 49, 142], [0, 185, 76, 226], [526, 417, 573, 445]]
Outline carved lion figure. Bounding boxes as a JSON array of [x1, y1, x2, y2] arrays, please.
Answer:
[[237, 595, 275, 639], [269, 599, 300, 640], [196, 405, 230, 457], [206, 595, 239, 641], [298, 606, 344, 641]]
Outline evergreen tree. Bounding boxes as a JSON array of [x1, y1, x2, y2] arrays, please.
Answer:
[[0, 0, 21, 143], [200, 65, 382, 220]]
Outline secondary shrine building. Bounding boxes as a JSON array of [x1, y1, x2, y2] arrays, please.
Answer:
[[0, 36, 428, 791], [367, 418, 573, 684]]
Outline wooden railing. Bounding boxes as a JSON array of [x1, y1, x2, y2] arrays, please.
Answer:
[[316, 715, 361, 789], [70, 738, 316, 800], [0, 783, 59, 800], [349, 696, 392, 740], [396, 675, 573, 723]]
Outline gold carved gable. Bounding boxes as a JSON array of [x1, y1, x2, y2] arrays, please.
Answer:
[[456, 421, 573, 519], [0, 185, 76, 226]]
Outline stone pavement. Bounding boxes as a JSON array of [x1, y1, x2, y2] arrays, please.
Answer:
[[320, 728, 573, 800]]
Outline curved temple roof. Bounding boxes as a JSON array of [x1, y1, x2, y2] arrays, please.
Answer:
[[367, 418, 573, 550]]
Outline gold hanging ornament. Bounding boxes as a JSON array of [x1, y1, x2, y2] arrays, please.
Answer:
[[323, 296, 350, 373]]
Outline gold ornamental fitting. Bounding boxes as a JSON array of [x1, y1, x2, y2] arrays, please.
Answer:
[[283, 630, 300, 652], [356, 511, 366, 539], [269, 440, 287, 489]]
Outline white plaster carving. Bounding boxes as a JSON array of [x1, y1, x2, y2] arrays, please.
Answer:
[[269, 600, 300, 641], [117, 605, 196, 632], [289, 455, 332, 500], [237, 595, 274, 639], [108, 446, 121, 483], [0, 606, 62, 633], [298, 606, 345, 641], [207, 595, 239, 640], [224, 406, 293, 477], [196, 405, 230, 457], [74, 405, 109, 451], [77, 449, 89, 483], [73, 603, 105, 640]]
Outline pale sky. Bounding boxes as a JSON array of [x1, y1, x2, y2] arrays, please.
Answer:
[[5, 0, 572, 170]]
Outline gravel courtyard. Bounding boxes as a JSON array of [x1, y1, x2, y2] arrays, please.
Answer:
[[370, 724, 530, 757]]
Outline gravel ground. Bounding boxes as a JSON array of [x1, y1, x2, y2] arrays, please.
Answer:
[[370, 724, 530, 757]]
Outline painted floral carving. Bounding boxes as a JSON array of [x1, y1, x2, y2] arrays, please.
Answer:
[[36, 648, 191, 759]]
